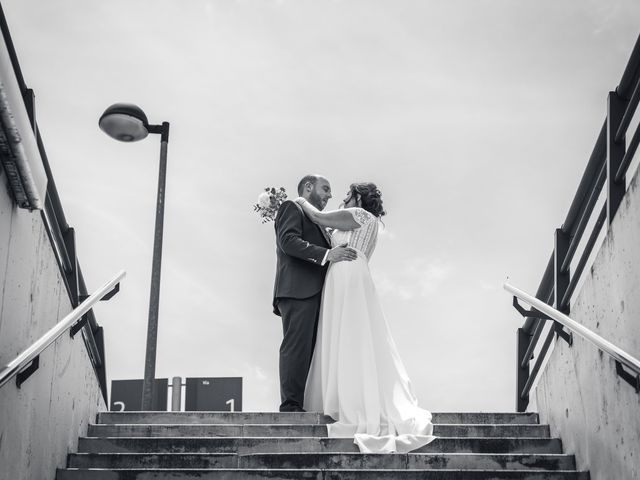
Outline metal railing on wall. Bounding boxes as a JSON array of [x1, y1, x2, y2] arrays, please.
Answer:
[[0, 4, 111, 403], [0, 271, 124, 391], [510, 33, 640, 412], [506, 283, 640, 398]]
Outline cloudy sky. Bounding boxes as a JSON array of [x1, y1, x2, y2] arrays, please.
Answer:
[[3, 0, 639, 412]]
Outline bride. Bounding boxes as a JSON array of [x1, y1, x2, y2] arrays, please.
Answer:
[[294, 183, 436, 454]]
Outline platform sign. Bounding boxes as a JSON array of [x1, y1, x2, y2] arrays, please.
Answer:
[[110, 379, 168, 411], [185, 377, 242, 411]]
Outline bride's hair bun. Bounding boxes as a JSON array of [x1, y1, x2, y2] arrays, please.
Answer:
[[350, 182, 386, 218]]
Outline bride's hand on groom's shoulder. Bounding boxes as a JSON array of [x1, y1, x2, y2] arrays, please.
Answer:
[[293, 197, 306, 205]]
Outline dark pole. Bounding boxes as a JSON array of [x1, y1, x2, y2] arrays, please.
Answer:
[[141, 121, 170, 411]]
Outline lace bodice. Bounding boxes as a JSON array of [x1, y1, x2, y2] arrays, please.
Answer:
[[331, 207, 379, 260]]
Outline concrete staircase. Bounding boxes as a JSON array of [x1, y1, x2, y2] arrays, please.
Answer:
[[56, 411, 590, 479]]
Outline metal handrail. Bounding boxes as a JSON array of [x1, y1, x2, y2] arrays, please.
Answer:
[[514, 34, 640, 411], [0, 270, 126, 389], [505, 282, 640, 378]]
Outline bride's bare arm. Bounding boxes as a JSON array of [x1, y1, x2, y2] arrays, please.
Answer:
[[294, 197, 361, 231]]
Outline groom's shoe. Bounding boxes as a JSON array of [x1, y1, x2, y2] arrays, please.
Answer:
[[279, 405, 306, 413]]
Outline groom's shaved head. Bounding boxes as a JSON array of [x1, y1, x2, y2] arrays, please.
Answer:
[[298, 174, 320, 195]]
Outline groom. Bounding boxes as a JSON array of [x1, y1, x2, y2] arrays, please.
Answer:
[[273, 174, 357, 412]]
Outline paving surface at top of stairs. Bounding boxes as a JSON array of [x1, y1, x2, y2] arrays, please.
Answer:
[[57, 411, 590, 480]]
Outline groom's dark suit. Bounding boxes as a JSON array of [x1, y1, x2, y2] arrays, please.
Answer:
[[273, 200, 331, 412]]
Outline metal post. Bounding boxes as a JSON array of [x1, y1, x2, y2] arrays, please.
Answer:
[[62, 227, 79, 308], [171, 376, 182, 411], [607, 91, 626, 225], [554, 229, 570, 314], [553, 228, 573, 345], [516, 328, 530, 412], [23, 88, 36, 134], [141, 122, 170, 411]]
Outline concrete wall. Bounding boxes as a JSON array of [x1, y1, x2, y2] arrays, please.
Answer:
[[0, 166, 106, 480], [534, 164, 640, 480]]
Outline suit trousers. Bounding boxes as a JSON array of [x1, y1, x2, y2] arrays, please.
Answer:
[[277, 292, 322, 411]]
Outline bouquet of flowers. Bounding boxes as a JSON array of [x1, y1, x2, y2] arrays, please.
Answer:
[[254, 187, 288, 223]]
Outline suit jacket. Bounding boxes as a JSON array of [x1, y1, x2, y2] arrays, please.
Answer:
[[272, 200, 331, 315]]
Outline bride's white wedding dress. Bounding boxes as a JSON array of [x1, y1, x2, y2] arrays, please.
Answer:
[[304, 207, 436, 453]]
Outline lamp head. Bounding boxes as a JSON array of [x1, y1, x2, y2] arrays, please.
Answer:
[[99, 103, 150, 142]]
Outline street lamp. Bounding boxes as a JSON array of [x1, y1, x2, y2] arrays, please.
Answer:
[[99, 103, 170, 411]]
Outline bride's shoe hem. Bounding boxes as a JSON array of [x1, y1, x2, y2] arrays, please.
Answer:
[[353, 433, 438, 454], [325, 419, 438, 454]]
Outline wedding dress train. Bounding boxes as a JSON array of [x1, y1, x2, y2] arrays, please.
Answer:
[[303, 207, 436, 453]]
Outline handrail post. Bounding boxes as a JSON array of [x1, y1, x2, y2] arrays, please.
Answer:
[[62, 227, 78, 307], [516, 328, 530, 412], [607, 91, 627, 225], [554, 229, 570, 314], [554, 229, 574, 344]]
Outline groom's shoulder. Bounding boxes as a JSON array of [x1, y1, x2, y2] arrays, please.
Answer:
[[276, 199, 302, 222], [279, 199, 302, 214]]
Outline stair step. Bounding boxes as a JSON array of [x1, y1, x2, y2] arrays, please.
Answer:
[[67, 452, 577, 470], [97, 412, 540, 426], [87, 423, 550, 438], [60, 411, 589, 478], [56, 468, 590, 479], [77, 437, 563, 454]]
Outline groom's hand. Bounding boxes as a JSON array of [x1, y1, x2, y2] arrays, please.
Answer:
[[327, 243, 358, 263]]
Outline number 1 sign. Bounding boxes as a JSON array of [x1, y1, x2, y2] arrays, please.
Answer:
[[184, 377, 242, 411]]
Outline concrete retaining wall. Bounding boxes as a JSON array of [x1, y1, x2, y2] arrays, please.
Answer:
[[534, 164, 640, 480], [0, 167, 106, 480]]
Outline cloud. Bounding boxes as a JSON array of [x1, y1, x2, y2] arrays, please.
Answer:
[[254, 365, 269, 381], [408, 258, 451, 296], [374, 257, 452, 300], [377, 226, 396, 240], [590, 3, 620, 35], [374, 273, 414, 300]]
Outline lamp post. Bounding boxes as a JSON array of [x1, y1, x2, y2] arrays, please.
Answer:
[[99, 103, 170, 411]]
